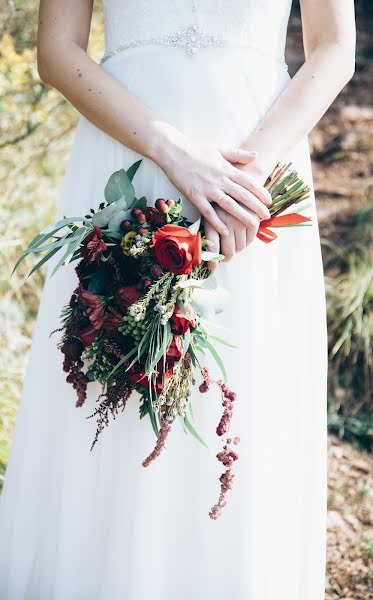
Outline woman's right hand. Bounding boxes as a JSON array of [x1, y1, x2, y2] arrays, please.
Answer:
[[155, 136, 271, 236]]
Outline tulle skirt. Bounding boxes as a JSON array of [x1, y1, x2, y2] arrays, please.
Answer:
[[0, 45, 328, 600]]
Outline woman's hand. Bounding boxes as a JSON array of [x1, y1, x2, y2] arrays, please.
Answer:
[[203, 157, 270, 269], [205, 206, 261, 267], [155, 136, 271, 237]]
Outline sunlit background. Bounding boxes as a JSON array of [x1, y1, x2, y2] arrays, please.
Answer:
[[0, 1, 372, 597]]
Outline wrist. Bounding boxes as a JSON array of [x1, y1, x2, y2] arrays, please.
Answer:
[[145, 121, 188, 168], [241, 135, 277, 180]]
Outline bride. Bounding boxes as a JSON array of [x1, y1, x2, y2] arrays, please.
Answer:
[[0, 1, 355, 599]]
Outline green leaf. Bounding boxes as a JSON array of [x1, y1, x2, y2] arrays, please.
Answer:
[[196, 336, 227, 382], [182, 327, 191, 357], [133, 196, 147, 211], [104, 169, 135, 205], [209, 334, 237, 348], [22, 231, 85, 255], [148, 402, 160, 437], [177, 296, 191, 319], [150, 321, 172, 369], [188, 402, 196, 423], [27, 246, 60, 276], [183, 413, 208, 448], [201, 251, 225, 263], [50, 228, 87, 276], [188, 218, 201, 234], [126, 160, 142, 182], [28, 217, 88, 247]]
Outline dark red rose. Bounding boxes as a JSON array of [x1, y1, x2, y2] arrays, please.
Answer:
[[170, 303, 196, 335], [166, 335, 183, 362], [80, 288, 106, 330], [116, 285, 142, 312], [77, 325, 100, 347], [149, 224, 202, 275], [80, 225, 107, 263]]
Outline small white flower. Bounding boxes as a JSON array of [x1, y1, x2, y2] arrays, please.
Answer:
[[135, 235, 142, 241]]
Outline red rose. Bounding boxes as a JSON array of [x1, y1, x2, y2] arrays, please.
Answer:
[[116, 285, 142, 312], [80, 226, 107, 263], [170, 303, 195, 335], [166, 335, 183, 362], [149, 224, 201, 275]]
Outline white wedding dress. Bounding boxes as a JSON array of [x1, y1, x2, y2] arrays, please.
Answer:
[[0, 1, 328, 599]]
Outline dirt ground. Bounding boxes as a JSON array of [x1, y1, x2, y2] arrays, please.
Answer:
[[287, 8, 373, 599]]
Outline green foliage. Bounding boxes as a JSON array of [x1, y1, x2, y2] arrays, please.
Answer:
[[0, 1, 104, 487], [325, 203, 373, 449]]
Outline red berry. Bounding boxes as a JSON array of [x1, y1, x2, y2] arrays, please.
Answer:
[[131, 207, 142, 218], [120, 219, 133, 232], [137, 227, 149, 235], [155, 198, 168, 214], [166, 198, 175, 207], [136, 212, 146, 224]]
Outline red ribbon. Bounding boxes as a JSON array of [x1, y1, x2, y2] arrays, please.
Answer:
[[256, 213, 312, 244]]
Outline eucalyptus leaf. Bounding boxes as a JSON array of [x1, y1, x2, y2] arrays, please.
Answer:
[[104, 169, 135, 205], [126, 160, 142, 182], [91, 197, 128, 228], [107, 209, 132, 231], [27, 246, 60, 276], [50, 227, 87, 276]]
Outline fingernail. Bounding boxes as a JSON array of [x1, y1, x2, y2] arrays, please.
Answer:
[[247, 151, 258, 156], [222, 228, 230, 237]]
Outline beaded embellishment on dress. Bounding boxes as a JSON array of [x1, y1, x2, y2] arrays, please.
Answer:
[[101, 24, 226, 62]]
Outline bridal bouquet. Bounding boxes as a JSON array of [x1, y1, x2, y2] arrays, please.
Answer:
[[15, 160, 311, 519]]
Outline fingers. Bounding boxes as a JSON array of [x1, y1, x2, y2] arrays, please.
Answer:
[[223, 180, 271, 220], [220, 228, 235, 262], [204, 222, 220, 271], [212, 192, 263, 229], [195, 197, 229, 237], [231, 170, 272, 206], [216, 207, 246, 261], [220, 147, 258, 165], [246, 211, 260, 245]]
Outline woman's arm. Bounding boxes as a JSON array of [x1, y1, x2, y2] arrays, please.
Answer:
[[241, 0, 356, 177], [204, 0, 356, 265], [37, 0, 272, 237]]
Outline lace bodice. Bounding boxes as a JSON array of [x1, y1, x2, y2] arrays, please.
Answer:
[[102, 0, 293, 63]]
